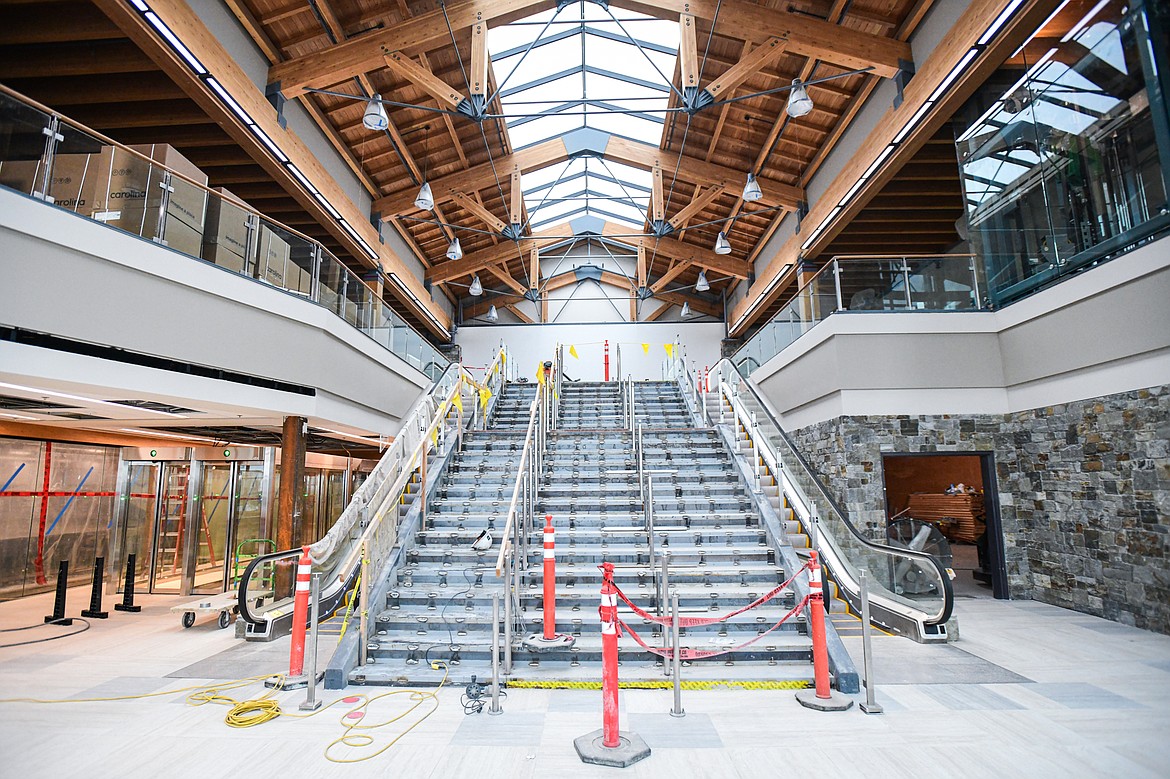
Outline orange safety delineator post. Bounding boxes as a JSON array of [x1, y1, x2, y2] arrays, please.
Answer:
[[524, 516, 575, 651], [543, 515, 557, 639], [603, 340, 610, 382], [795, 551, 853, 711], [575, 562, 650, 767], [268, 546, 314, 689]]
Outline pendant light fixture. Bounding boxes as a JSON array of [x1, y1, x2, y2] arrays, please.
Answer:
[[468, 274, 483, 296], [786, 79, 814, 118], [363, 94, 389, 131], [695, 270, 710, 292], [486, 304, 499, 322], [446, 236, 463, 261], [714, 231, 732, 255], [414, 124, 434, 211], [742, 173, 763, 202], [681, 301, 692, 317]]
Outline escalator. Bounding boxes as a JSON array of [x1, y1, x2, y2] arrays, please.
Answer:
[[707, 358, 955, 642], [234, 358, 499, 642]]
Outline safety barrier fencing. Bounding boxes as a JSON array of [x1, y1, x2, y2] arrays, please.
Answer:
[[706, 358, 954, 642], [237, 361, 474, 649]]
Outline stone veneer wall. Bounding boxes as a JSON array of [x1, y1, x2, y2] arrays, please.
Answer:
[[786, 386, 1170, 634]]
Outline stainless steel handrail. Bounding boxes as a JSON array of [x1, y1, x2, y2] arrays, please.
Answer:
[[712, 358, 954, 636]]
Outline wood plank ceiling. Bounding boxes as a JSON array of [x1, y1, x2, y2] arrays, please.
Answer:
[[230, 0, 934, 320]]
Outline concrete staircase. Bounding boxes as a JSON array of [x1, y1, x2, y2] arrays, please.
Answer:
[[352, 380, 820, 686]]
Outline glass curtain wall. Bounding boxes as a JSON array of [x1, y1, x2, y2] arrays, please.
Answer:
[[955, 0, 1170, 306]]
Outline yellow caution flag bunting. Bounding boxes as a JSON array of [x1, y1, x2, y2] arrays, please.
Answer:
[[664, 343, 674, 358], [536, 362, 546, 385], [452, 391, 463, 413], [569, 344, 579, 359], [642, 343, 650, 355], [479, 387, 492, 409]]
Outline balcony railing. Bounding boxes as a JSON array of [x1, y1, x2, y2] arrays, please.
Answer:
[[734, 254, 984, 374], [0, 85, 448, 380]]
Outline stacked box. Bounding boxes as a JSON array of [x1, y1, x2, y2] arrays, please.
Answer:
[[202, 187, 254, 276], [0, 153, 99, 211], [257, 225, 292, 289], [86, 144, 208, 257]]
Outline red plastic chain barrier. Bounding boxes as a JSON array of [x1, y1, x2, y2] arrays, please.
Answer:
[[610, 561, 810, 628], [617, 595, 810, 661]]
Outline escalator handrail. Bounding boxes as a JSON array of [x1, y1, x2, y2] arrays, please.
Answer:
[[236, 547, 301, 626], [714, 358, 954, 625]]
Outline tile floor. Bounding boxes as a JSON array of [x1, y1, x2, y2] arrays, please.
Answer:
[[0, 583, 1167, 778]]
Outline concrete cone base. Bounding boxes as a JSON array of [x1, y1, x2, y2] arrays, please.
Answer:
[[795, 688, 854, 711], [574, 728, 651, 767]]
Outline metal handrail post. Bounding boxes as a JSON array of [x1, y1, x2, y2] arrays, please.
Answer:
[[490, 593, 503, 714], [358, 541, 370, 667], [859, 568, 883, 714], [670, 590, 684, 717], [903, 258, 913, 308], [659, 551, 671, 622], [300, 573, 323, 711], [646, 473, 656, 581], [504, 550, 514, 674]]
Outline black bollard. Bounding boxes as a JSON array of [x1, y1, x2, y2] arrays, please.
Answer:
[[81, 556, 109, 619], [114, 554, 142, 613], [44, 560, 74, 625]]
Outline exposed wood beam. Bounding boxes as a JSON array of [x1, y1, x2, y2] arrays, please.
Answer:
[[630, 288, 638, 321], [657, 291, 721, 318], [645, 301, 673, 322], [637, 244, 647, 289], [487, 264, 526, 295], [668, 184, 725, 230], [703, 37, 788, 101], [375, 137, 570, 216], [679, 13, 699, 92], [470, 12, 489, 97], [509, 165, 523, 227], [267, 0, 541, 98], [376, 135, 801, 216], [609, 0, 911, 78], [529, 245, 540, 290], [383, 51, 464, 110], [645, 234, 749, 279], [505, 303, 534, 324], [651, 261, 692, 293], [450, 191, 508, 234], [651, 160, 665, 222]]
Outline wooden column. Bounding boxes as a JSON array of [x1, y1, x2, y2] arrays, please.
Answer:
[[278, 415, 307, 550]]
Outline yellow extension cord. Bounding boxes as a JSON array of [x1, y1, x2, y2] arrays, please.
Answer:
[[0, 663, 450, 764]]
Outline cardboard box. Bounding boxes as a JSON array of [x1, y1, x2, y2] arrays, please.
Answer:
[[258, 225, 291, 289], [0, 153, 100, 211], [202, 187, 254, 276], [87, 144, 208, 249], [158, 216, 204, 258]]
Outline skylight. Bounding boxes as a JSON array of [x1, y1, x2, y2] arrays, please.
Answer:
[[489, 4, 679, 233]]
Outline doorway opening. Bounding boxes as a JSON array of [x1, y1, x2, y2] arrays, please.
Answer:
[[881, 452, 1008, 599]]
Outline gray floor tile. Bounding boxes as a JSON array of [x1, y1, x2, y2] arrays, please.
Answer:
[[626, 712, 723, 748], [452, 711, 545, 745], [1029, 682, 1144, 709]]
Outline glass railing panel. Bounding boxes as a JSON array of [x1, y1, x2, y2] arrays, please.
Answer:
[[903, 256, 979, 310], [82, 146, 159, 241], [344, 268, 370, 328], [160, 172, 209, 259], [44, 122, 104, 215], [318, 250, 346, 316], [255, 216, 314, 297], [728, 372, 949, 619], [0, 92, 54, 199], [203, 189, 257, 278]]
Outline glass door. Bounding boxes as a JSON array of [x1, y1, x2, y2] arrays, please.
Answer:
[[230, 462, 270, 589], [150, 462, 189, 593], [192, 463, 232, 594], [119, 462, 158, 591]]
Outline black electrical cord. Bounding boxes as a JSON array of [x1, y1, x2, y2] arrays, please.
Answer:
[[0, 617, 91, 648]]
